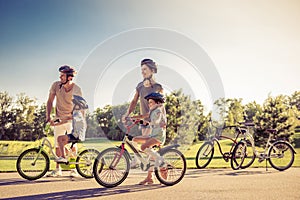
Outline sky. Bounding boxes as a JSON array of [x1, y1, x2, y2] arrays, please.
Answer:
[[0, 0, 299, 113]]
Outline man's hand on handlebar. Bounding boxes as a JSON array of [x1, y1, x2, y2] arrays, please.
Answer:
[[48, 117, 72, 126]]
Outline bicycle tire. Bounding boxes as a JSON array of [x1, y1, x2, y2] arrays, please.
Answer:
[[155, 148, 186, 186], [268, 141, 295, 171], [93, 147, 130, 188], [195, 142, 214, 169], [231, 141, 246, 170], [76, 149, 100, 178], [239, 139, 256, 169], [16, 148, 50, 180]]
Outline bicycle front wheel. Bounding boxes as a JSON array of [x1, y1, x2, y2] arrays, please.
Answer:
[[155, 149, 186, 186], [239, 139, 256, 169], [76, 149, 100, 178], [268, 141, 295, 171], [231, 141, 247, 170], [195, 142, 214, 169], [93, 147, 130, 188], [16, 148, 50, 180]]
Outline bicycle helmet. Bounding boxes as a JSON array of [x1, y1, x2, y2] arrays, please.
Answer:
[[59, 65, 76, 77], [141, 58, 157, 73], [72, 95, 88, 110], [144, 92, 165, 103]]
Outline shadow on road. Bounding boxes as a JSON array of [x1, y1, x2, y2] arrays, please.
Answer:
[[185, 168, 274, 179], [1, 183, 165, 200], [0, 177, 89, 187]]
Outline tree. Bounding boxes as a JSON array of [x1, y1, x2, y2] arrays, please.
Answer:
[[165, 89, 205, 146], [0, 92, 15, 140], [254, 95, 294, 146], [244, 101, 262, 122]]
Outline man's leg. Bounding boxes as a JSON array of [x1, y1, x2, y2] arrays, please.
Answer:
[[55, 135, 69, 163], [46, 124, 66, 177], [47, 121, 73, 177]]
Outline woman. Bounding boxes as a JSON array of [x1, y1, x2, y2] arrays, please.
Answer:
[[123, 59, 164, 168], [123, 58, 163, 136]]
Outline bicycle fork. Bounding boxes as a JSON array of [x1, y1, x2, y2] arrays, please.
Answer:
[[31, 146, 45, 166]]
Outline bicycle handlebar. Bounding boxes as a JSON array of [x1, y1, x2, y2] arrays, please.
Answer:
[[124, 117, 149, 126]]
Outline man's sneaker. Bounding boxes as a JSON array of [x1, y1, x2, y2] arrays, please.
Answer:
[[55, 157, 68, 163], [69, 169, 79, 177], [46, 169, 62, 177]]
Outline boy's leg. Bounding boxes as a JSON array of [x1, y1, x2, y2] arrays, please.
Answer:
[[142, 138, 164, 167], [131, 126, 150, 168]]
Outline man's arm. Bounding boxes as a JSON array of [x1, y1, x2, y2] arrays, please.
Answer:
[[46, 92, 55, 123]]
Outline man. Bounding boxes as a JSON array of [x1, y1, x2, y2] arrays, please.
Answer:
[[46, 65, 82, 177]]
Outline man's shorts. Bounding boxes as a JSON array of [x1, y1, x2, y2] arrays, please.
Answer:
[[54, 121, 72, 148]]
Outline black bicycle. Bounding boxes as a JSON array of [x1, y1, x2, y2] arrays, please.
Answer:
[[196, 121, 254, 170]]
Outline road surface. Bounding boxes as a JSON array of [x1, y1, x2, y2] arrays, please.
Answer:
[[0, 168, 299, 200]]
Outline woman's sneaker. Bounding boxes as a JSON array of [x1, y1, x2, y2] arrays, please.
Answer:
[[46, 169, 62, 177]]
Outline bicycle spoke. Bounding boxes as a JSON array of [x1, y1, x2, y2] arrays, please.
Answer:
[[93, 148, 130, 188]]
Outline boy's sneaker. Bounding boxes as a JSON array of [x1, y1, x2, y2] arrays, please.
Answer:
[[69, 169, 79, 177], [155, 156, 165, 167], [130, 157, 140, 169], [55, 157, 68, 163], [46, 169, 62, 177]]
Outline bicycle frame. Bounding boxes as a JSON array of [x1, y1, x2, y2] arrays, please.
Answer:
[[109, 119, 158, 171], [247, 130, 294, 161], [209, 125, 252, 161], [35, 135, 82, 166]]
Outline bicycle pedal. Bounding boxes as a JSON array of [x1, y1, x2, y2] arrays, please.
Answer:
[[258, 158, 264, 163], [56, 161, 69, 164]]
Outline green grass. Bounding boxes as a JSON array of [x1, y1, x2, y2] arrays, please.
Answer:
[[1, 136, 299, 172]]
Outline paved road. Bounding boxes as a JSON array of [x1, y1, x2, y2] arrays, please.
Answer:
[[0, 168, 299, 200]]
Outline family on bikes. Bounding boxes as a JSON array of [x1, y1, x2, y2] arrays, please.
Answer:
[[17, 58, 187, 186], [16, 58, 294, 188]]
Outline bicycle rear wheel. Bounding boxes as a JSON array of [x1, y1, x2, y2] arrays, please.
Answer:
[[155, 149, 186, 186], [16, 148, 50, 180], [93, 147, 130, 188], [268, 141, 295, 171], [76, 149, 100, 178], [195, 142, 214, 169]]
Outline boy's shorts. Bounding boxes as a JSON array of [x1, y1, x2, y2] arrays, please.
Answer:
[[67, 134, 79, 143]]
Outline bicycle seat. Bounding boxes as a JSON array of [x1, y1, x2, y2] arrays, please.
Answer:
[[70, 140, 80, 148], [266, 129, 277, 134], [240, 128, 247, 134], [152, 144, 161, 150]]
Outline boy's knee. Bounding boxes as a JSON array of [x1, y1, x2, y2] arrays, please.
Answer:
[[141, 144, 147, 151]]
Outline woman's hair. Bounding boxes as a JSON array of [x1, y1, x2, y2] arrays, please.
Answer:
[[141, 58, 157, 73]]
